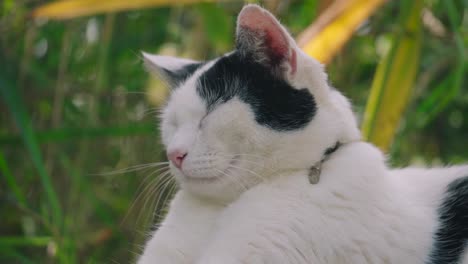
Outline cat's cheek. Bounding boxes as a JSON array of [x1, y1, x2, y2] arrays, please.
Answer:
[[223, 120, 254, 149], [160, 126, 174, 148], [199, 120, 229, 147], [216, 130, 247, 155], [233, 131, 247, 145]]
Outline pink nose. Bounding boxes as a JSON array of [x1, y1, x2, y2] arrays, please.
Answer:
[[168, 150, 187, 169]]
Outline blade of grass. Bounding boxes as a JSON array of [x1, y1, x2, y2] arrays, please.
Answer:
[[298, 0, 385, 64], [32, 0, 215, 20], [0, 123, 156, 145], [415, 72, 454, 126], [1, 246, 35, 264], [59, 155, 113, 225], [0, 77, 62, 226], [0, 151, 27, 207], [58, 155, 114, 263], [435, 0, 465, 111], [0, 236, 52, 247], [406, 0, 465, 128], [441, 0, 465, 96], [361, 0, 423, 151]]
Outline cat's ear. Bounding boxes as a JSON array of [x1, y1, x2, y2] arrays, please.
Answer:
[[236, 4, 297, 75], [142, 52, 202, 88]]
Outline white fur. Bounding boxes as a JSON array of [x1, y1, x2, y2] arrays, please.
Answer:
[[142, 52, 198, 73], [138, 5, 468, 264]]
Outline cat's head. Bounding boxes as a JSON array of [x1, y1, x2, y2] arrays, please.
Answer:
[[143, 5, 360, 201]]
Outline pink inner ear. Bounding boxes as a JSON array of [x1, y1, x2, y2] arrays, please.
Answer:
[[238, 6, 293, 68]]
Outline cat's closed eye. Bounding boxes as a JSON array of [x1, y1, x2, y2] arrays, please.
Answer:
[[168, 115, 178, 129]]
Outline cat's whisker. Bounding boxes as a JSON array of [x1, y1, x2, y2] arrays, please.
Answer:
[[136, 170, 173, 225], [213, 170, 237, 195], [137, 167, 170, 186], [217, 156, 262, 166], [231, 159, 266, 168], [153, 180, 179, 221], [135, 177, 163, 226], [216, 153, 265, 161], [95, 162, 169, 176], [152, 176, 176, 217], [131, 167, 168, 207], [216, 153, 268, 166], [143, 108, 164, 117], [168, 180, 178, 199], [215, 156, 268, 170], [121, 175, 161, 226], [213, 156, 276, 177], [150, 172, 173, 207], [148, 172, 176, 222], [228, 153, 267, 158], [218, 152, 279, 173], [226, 164, 269, 183], [207, 155, 277, 186], [121, 168, 171, 225], [214, 168, 248, 192], [217, 152, 268, 162]]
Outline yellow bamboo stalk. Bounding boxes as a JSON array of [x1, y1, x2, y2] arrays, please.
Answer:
[[32, 0, 215, 20], [361, 0, 423, 151], [299, 0, 385, 64]]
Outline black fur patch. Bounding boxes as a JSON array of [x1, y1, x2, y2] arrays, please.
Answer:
[[163, 62, 204, 87], [196, 52, 316, 131], [428, 176, 468, 264]]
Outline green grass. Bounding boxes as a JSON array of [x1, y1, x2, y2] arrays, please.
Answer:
[[0, 0, 467, 263], [0, 76, 62, 227]]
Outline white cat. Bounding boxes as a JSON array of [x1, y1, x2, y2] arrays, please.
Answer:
[[138, 5, 468, 264]]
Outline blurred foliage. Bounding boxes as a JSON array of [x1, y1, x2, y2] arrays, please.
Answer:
[[362, 0, 423, 151], [31, 0, 217, 20], [299, 0, 385, 64], [0, 0, 467, 263]]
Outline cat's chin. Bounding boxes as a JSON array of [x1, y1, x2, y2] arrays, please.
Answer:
[[181, 174, 221, 183], [173, 157, 240, 184], [172, 158, 248, 201]]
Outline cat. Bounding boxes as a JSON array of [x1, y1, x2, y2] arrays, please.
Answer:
[[137, 4, 468, 264]]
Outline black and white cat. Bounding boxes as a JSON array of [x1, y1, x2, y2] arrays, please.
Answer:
[[138, 5, 468, 264]]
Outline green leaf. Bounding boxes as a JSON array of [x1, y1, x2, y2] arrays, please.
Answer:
[[0, 151, 27, 207], [0, 123, 157, 145], [413, 0, 465, 127], [197, 3, 232, 52], [1, 246, 35, 264], [0, 77, 62, 226], [0, 236, 52, 247], [415, 72, 455, 126]]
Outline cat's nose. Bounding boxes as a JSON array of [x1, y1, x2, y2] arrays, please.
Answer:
[[167, 150, 187, 169]]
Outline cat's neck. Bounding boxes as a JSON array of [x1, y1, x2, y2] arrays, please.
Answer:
[[263, 140, 357, 182], [320, 141, 390, 187]]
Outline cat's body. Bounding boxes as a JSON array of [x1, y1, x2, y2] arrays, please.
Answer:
[[139, 143, 468, 264], [138, 5, 468, 264]]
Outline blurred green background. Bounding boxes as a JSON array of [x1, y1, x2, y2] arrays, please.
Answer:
[[0, 0, 466, 263]]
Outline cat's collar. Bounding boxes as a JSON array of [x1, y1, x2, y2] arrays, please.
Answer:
[[308, 142, 341, 184]]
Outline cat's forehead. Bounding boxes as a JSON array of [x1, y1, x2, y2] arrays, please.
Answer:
[[170, 51, 317, 131], [167, 61, 216, 120]]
